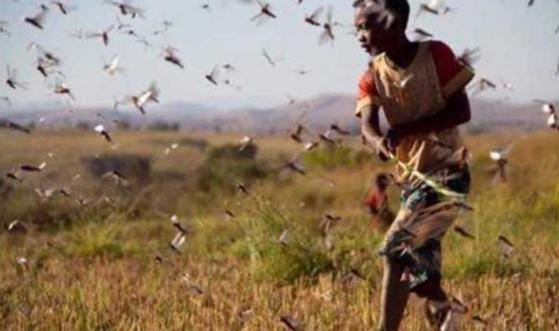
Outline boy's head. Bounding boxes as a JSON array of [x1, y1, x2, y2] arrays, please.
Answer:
[[374, 172, 390, 190], [353, 0, 410, 55]]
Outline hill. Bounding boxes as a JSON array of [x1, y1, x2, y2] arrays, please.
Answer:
[[0, 95, 549, 134]]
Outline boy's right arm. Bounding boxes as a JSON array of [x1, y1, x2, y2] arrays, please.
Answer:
[[360, 104, 391, 161], [356, 69, 392, 161]]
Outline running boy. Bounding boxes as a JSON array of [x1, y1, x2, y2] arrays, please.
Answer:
[[353, 0, 474, 330]]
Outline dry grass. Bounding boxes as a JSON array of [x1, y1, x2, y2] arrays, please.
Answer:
[[1, 128, 559, 330]]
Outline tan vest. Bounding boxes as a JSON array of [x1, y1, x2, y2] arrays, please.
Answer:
[[371, 42, 465, 174]]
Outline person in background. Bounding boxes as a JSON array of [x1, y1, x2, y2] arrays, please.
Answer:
[[363, 172, 395, 232]]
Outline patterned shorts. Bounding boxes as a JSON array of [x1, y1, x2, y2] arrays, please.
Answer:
[[379, 165, 471, 288]]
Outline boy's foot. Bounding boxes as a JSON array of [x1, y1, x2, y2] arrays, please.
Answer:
[[425, 297, 466, 331], [440, 310, 463, 331], [425, 300, 450, 330]]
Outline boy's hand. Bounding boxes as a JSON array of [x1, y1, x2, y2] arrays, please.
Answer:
[[375, 137, 393, 162], [385, 127, 405, 150]]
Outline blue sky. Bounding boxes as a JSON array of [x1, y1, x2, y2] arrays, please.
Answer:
[[0, 0, 558, 111]]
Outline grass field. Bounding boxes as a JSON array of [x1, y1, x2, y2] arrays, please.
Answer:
[[1, 128, 559, 330]]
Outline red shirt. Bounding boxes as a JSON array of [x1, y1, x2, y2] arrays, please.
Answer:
[[363, 189, 388, 214]]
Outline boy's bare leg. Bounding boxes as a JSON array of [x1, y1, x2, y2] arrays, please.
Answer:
[[416, 280, 450, 329], [378, 258, 452, 331], [378, 258, 410, 331]]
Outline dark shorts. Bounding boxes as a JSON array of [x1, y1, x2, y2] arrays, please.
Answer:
[[401, 165, 471, 211]]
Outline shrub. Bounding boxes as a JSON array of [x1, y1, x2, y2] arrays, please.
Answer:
[[196, 143, 267, 192], [82, 154, 152, 184]]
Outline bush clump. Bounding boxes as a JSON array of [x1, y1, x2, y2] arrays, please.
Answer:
[[196, 143, 267, 192]]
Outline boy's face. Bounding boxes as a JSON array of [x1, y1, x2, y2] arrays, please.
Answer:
[[354, 7, 400, 55]]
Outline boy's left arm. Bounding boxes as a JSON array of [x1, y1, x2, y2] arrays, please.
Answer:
[[386, 41, 474, 147], [387, 90, 471, 145]]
